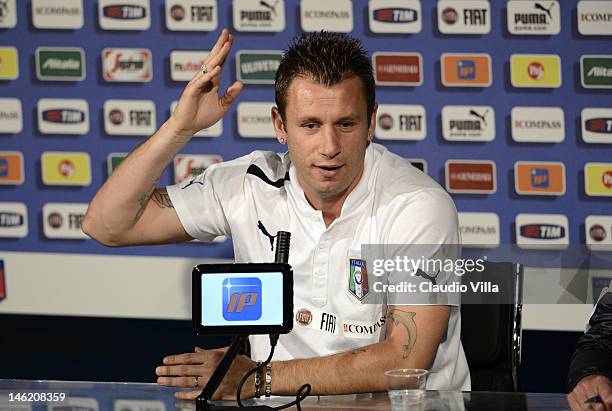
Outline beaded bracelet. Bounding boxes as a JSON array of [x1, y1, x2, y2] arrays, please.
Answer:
[[254, 361, 262, 398], [264, 363, 272, 397]]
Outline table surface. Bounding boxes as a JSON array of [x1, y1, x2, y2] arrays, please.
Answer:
[[0, 379, 571, 410]]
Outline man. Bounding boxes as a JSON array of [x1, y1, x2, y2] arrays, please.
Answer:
[[83, 29, 469, 399], [567, 281, 612, 410]]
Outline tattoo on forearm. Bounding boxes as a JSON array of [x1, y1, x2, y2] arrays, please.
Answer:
[[152, 188, 174, 209], [387, 310, 417, 359]]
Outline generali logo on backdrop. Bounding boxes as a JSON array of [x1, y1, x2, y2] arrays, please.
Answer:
[[301, 0, 353, 32], [166, 0, 218, 31], [441, 53, 491, 87], [458, 212, 500, 248], [585, 215, 612, 251], [170, 101, 222, 137], [0, 0, 17, 28], [173, 154, 223, 184], [581, 108, 612, 144], [233, 0, 286, 32], [170, 50, 209, 82], [375, 104, 426, 140], [41, 152, 91, 186], [373, 52, 422, 86], [104, 99, 156, 136], [445, 160, 496, 194], [515, 213, 569, 249], [0, 98, 23, 134], [31, 0, 84, 29], [510, 54, 561, 88], [506, 0, 560, 35], [437, 0, 490, 34], [102, 48, 152, 82], [514, 161, 566, 196], [37, 98, 89, 135], [368, 0, 422, 33], [511, 106, 565, 143], [0, 202, 28, 238], [442, 106, 495, 141], [42, 203, 89, 239], [578, 0, 612, 35], [98, 0, 151, 30]]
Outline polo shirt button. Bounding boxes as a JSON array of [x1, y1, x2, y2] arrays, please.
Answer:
[[316, 270, 324, 276]]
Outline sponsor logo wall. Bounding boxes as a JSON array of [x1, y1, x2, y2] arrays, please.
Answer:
[[1, 1, 611, 258]]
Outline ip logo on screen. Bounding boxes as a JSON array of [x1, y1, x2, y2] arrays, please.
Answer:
[[222, 277, 262, 321]]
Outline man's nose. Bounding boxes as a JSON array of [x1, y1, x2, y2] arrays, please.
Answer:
[[319, 125, 341, 158]]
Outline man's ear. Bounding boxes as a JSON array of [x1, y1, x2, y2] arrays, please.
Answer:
[[272, 107, 287, 144], [368, 103, 378, 142]]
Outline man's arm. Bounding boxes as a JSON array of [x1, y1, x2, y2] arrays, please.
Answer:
[[157, 305, 450, 399], [82, 29, 243, 246]]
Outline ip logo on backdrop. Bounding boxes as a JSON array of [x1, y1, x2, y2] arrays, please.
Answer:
[[373, 52, 422, 86], [222, 277, 262, 321], [581, 55, 612, 89], [511, 107, 565, 143], [515, 213, 569, 249], [514, 161, 565, 195], [458, 212, 500, 248], [584, 163, 612, 197], [0, 46, 19, 80], [170, 101, 222, 137], [102, 48, 152, 82], [41, 152, 91, 186], [36, 47, 85, 81], [442, 106, 495, 141], [236, 51, 282, 84], [0, 151, 24, 185], [165, 0, 218, 31], [301, 0, 353, 32], [173, 154, 223, 184], [441, 53, 491, 87], [170, 50, 209, 82], [237, 102, 275, 138], [0, 0, 17, 29], [582, 108, 612, 144], [42, 203, 89, 239], [0, 98, 23, 134], [445, 160, 496, 194], [368, 0, 422, 33], [31, 0, 84, 29], [98, 0, 150, 30], [37, 99, 89, 135], [437, 0, 490, 34], [233, 0, 285, 32], [506, 0, 560, 35], [0, 202, 28, 238], [510, 54, 561, 88], [375, 104, 426, 140], [586, 215, 612, 251], [104, 99, 156, 136]]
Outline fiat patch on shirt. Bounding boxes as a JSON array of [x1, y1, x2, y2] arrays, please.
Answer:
[[348, 258, 369, 300]]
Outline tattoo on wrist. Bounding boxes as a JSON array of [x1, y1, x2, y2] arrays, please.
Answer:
[[152, 188, 174, 209], [387, 310, 417, 359]]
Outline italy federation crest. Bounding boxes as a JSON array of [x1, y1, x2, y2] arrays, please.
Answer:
[[349, 258, 369, 301]]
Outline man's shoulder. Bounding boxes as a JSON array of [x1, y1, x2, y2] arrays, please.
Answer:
[[208, 150, 289, 183]]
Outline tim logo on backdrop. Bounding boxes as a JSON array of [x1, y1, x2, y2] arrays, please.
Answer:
[[222, 277, 262, 321]]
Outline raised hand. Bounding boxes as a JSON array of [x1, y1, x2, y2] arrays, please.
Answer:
[[169, 29, 244, 141]]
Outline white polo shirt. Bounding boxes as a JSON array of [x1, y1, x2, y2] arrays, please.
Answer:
[[167, 143, 470, 391]]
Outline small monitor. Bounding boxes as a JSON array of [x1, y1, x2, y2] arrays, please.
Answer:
[[192, 263, 293, 335]]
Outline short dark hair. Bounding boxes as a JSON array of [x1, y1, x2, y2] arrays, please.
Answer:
[[275, 31, 375, 121]]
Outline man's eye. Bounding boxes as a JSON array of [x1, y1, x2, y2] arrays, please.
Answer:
[[303, 123, 317, 129], [340, 122, 354, 128]]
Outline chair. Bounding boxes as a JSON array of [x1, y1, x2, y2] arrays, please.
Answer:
[[460, 262, 524, 391]]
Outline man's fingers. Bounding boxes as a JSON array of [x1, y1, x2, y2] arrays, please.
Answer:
[[206, 42, 232, 71], [157, 376, 201, 387], [220, 81, 244, 111], [156, 365, 203, 376], [194, 65, 221, 88], [163, 352, 203, 365], [208, 28, 230, 59], [175, 390, 200, 400]]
